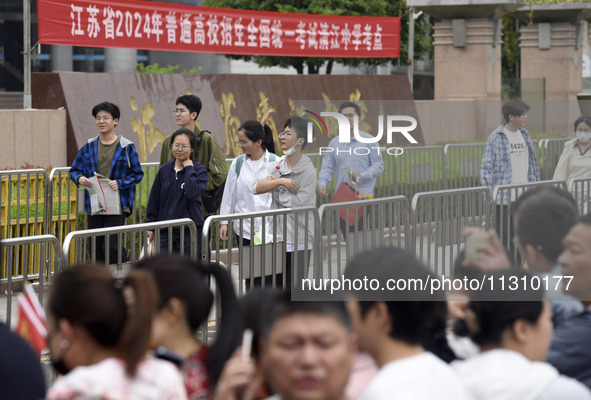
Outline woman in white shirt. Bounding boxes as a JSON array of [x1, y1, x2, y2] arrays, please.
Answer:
[[553, 115, 591, 184], [452, 269, 591, 400], [219, 120, 277, 245]]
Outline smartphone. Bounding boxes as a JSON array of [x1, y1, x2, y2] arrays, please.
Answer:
[[465, 232, 489, 262], [241, 329, 253, 361]]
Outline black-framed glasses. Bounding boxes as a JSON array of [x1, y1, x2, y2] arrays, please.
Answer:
[[173, 109, 189, 115]]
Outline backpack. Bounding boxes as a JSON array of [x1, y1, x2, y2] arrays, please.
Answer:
[[235, 153, 277, 177], [197, 130, 227, 213]]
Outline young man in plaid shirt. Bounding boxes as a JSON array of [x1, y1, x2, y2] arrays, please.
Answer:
[[480, 99, 540, 258], [70, 101, 144, 264]]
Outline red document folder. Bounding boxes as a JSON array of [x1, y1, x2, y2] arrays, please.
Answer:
[[331, 182, 364, 226]]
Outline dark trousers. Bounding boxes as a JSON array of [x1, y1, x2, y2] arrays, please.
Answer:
[[339, 215, 365, 241], [160, 227, 202, 259], [87, 214, 128, 265]]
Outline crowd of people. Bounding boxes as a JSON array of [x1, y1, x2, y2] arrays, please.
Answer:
[[2, 97, 591, 399]]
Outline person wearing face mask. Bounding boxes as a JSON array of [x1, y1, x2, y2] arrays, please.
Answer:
[[553, 115, 591, 185], [252, 117, 317, 289], [46, 265, 187, 400]]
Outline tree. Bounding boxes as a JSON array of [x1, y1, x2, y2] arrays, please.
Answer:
[[203, 0, 432, 74]]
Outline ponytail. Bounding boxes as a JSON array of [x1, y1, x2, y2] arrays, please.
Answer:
[[49, 265, 158, 377], [118, 270, 159, 376], [134, 255, 241, 387], [261, 123, 275, 155], [238, 120, 276, 154], [202, 262, 242, 387]]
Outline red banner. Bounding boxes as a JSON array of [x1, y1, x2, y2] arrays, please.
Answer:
[[37, 0, 400, 58]]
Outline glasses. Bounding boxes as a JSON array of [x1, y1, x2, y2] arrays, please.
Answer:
[[234, 139, 249, 146], [342, 113, 357, 119], [173, 109, 189, 115], [279, 131, 293, 139], [95, 116, 112, 122], [171, 144, 190, 151]]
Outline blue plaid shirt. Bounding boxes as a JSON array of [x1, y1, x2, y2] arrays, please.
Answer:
[[480, 124, 540, 203], [70, 135, 144, 215]]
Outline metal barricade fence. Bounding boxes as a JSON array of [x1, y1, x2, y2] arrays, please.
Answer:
[[569, 178, 591, 216], [0, 169, 48, 239], [318, 196, 410, 278], [62, 218, 197, 269], [411, 187, 491, 276], [444, 143, 486, 189], [538, 138, 570, 180], [492, 180, 567, 265], [1, 235, 61, 326], [0, 169, 49, 279], [47, 162, 160, 230], [395, 146, 446, 200], [46, 167, 79, 247], [202, 207, 321, 295], [306, 150, 398, 203]]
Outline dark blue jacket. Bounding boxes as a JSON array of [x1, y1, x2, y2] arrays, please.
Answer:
[[548, 304, 591, 389], [69, 135, 144, 215], [146, 160, 208, 237]]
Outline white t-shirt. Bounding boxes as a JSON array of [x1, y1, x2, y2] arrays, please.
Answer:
[[359, 352, 471, 400], [504, 127, 529, 185], [47, 357, 188, 400]]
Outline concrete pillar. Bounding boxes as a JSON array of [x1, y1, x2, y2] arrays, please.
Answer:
[[433, 19, 502, 100], [51, 45, 73, 71], [520, 22, 582, 101], [104, 48, 137, 73]]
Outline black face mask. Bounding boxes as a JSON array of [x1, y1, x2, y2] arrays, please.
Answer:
[[50, 355, 71, 376], [49, 354, 71, 375]]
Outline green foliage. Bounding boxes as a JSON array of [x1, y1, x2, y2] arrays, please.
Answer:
[[136, 62, 203, 74], [202, 0, 432, 74]]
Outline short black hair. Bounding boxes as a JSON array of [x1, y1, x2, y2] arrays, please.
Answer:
[[260, 290, 351, 340], [339, 101, 361, 116], [454, 270, 544, 346], [511, 185, 576, 221], [284, 116, 310, 150], [502, 99, 529, 123], [92, 101, 120, 120], [516, 192, 579, 262], [176, 95, 202, 119]]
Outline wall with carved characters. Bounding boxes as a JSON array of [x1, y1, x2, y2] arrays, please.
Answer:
[[32, 72, 422, 164]]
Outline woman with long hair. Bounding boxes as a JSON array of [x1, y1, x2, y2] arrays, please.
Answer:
[[46, 265, 187, 399], [135, 254, 242, 399]]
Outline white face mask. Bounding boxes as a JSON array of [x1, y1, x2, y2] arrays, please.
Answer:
[[576, 131, 591, 143], [283, 139, 303, 156]]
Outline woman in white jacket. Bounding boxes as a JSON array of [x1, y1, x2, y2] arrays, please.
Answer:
[[553, 115, 591, 184], [452, 269, 591, 400], [219, 120, 277, 245]]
